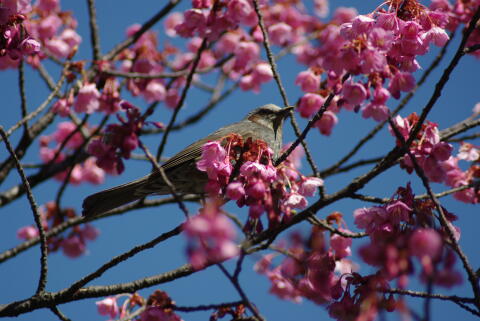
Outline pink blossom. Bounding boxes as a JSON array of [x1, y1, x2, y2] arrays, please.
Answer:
[[226, 181, 245, 200], [314, 111, 337, 136], [457, 143, 479, 161], [252, 62, 273, 83], [142, 80, 166, 102], [266, 267, 302, 302], [314, 0, 329, 18], [351, 15, 375, 35], [332, 7, 358, 24], [254, 253, 276, 274], [165, 88, 180, 109], [61, 235, 86, 258], [216, 31, 242, 54], [38, 14, 62, 39], [233, 41, 259, 71], [52, 121, 84, 149], [17, 225, 39, 240], [82, 157, 105, 184], [164, 12, 184, 37], [20, 37, 40, 55], [284, 193, 307, 209], [45, 39, 70, 58], [246, 179, 266, 199], [36, 0, 59, 13], [268, 22, 293, 46], [409, 228, 443, 260], [362, 103, 389, 121], [74, 83, 100, 114], [341, 81, 367, 107], [299, 177, 324, 197], [95, 297, 119, 319], [184, 200, 239, 269], [226, 0, 257, 27], [330, 233, 352, 259], [52, 98, 71, 117], [81, 224, 99, 240], [295, 70, 320, 92], [297, 93, 324, 118], [385, 200, 411, 224], [59, 29, 81, 47], [388, 72, 416, 99]]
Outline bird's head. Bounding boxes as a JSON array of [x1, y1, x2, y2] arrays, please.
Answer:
[[245, 104, 294, 132]]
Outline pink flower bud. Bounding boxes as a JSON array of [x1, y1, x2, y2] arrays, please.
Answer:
[[298, 93, 324, 118], [17, 226, 39, 240], [299, 177, 324, 197], [95, 297, 119, 318], [268, 22, 292, 46]]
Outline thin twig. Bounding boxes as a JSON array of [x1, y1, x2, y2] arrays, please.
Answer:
[[156, 37, 208, 161], [0, 195, 199, 263], [50, 306, 72, 321], [18, 60, 28, 133], [64, 225, 182, 296], [0, 127, 48, 294], [86, 0, 101, 61], [2, 72, 66, 142], [252, 0, 319, 176], [139, 140, 189, 218], [217, 263, 265, 321]]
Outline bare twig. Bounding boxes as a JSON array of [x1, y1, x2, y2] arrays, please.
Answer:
[[156, 37, 208, 161], [18, 60, 28, 133], [0, 127, 48, 294], [86, 0, 101, 61], [139, 140, 190, 218]]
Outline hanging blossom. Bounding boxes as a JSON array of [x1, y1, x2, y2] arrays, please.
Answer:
[[254, 216, 355, 305], [39, 121, 105, 185], [195, 134, 323, 232], [327, 184, 462, 321], [88, 100, 162, 175], [390, 113, 479, 204], [0, 0, 41, 69], [183, 198, 239, 270], [289, 0, 456, 138], [17, 202, 99, 258]]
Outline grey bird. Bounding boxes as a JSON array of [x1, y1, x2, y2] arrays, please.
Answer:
[[82, 104, 293, 217]]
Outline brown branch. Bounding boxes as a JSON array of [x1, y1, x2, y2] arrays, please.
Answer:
[[0, 195, 199, 263], [156, 37, 208, 160], [86, 0, 101, 61], [0, 127, 49, 294]]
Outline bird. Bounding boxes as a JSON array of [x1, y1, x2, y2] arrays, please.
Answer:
[[82, 104, 293, 217]]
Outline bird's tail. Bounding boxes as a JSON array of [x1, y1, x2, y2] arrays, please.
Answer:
[[82, 175, 156, 217]]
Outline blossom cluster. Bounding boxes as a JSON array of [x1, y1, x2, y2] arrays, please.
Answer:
[[95, 290, 183, 321], [183, 198, 239, 270], [195, 135, 323, 232], [0, 0, 40, 69], [0, 0, 82, 69], [322, 185, 463, 321], [254, 221, 355, 305], [39, 121, 105, 185], [391, 113, 479, 203], [87, 100, 159, 174], [17, 202, 98, 258]]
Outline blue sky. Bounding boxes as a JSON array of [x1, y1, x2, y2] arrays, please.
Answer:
[[1, 0, 479, 320]]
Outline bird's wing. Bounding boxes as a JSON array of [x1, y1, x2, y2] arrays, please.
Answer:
[[160, 122, 242, 171]]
